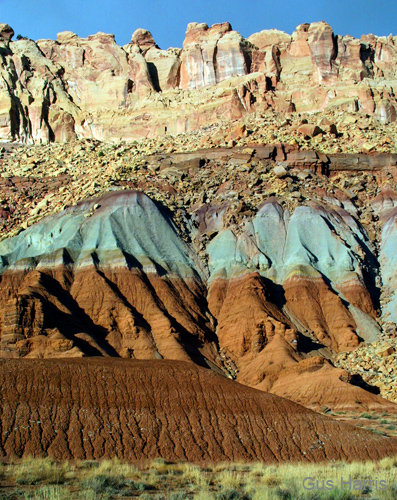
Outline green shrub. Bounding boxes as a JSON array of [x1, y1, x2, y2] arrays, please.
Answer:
[[359, 412, 376, 420], [170, 493, 190, 500], [128, 479, 152, 491], [80, 473, 125, 493], [216, 489, 248, 500]]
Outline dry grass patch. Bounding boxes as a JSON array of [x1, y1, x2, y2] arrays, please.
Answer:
[[216, 469, 245, 490], [78, 457, 151, 497], [12, 458, 67, 485], [180, 463, 210, 488], [0, 455, 396, 500], [23, 486, 69, 500]]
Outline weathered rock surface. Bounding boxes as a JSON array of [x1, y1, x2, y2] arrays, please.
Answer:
[[1, 358, 397, 462], [0, 24, 14, 42], [1, 21, 397, 142], [180, 22, 249, 89]]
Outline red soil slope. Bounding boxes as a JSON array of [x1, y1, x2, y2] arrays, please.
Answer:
[[1, 358, 396, 463]]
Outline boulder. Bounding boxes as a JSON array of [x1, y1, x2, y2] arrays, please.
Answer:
[[0, 24, 14, 42], [274, 164, 288, 177], [298, 123, 324, 138], [131, 28, 157, 52]]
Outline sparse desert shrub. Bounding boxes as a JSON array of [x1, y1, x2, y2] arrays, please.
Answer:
[[93, 457, 136, 477], [14, 458, 66, 485], [379, 484, 397, 500], [272, 480, 299, 500], [248, 463, 266, 477], [80, 473, 125, 493], [153, 494, 171, 500], [170, 493, 190, 500], [78, 490, 103, 500], [322, 489, 357, 500], [128, 479, 152, 491], [79, 457, 136, 496], [359, 412, 376, 420], [24, 486, 69, 500], [181, 463, 209, 487], [75, 460, 99, 470], [1, 492, 22, 500], [257, 465, 281, 488], [379, 456, 397, 469], [194, 490, 216, 500], [150, 457, 172, 475], [372, 429, 386, 436]]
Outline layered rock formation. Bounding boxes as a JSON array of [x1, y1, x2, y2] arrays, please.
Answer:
[[0, 191, 217, 365], [0, 179, 396, 413], [1, 20, 397, 142], [2, 19, 397, 464]]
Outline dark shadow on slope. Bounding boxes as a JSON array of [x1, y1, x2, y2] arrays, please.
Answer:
[[297, 333, 328, 355], [349, 374, 381, 395], [260, 276, 286, 309], [30, 271, 120, 356], [319, 213, 381, 312]]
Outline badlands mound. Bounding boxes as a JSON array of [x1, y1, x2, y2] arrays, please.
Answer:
[[1, 358, 397, 462], [0, 188, 396, 415]]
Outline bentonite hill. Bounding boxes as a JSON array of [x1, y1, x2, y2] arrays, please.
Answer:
[[1, 20, 397, 463]]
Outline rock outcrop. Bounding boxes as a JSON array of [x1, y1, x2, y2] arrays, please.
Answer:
[[180, 22, 249, 89], [1, 21, 397, 142]]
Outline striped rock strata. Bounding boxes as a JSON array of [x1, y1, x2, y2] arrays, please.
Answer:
[[0, 189, 395, 413]]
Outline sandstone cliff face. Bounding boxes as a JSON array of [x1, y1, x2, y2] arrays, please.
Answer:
[[180, 22, 249, 89], [1, 21, 397, 142]]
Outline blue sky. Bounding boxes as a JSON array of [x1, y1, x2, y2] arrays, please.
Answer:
[[1, 0, 396, 49]]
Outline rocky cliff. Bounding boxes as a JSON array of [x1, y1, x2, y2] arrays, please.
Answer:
[[1, 20, 397, 143]]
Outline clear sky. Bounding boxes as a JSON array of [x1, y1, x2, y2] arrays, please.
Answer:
[[1, 0, 396, 49]]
